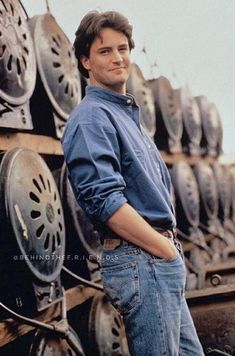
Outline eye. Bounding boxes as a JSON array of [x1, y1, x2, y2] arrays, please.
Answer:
[[119, 46, 129, 53], [99, 49, 109, 55]]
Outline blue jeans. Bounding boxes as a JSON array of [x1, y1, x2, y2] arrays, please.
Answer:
[[100, 240, 204, 356]]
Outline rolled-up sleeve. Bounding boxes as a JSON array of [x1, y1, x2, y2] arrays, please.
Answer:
[[62, 111, 127, 222]]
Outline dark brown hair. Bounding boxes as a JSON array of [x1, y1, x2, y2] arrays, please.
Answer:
[[73, 10, 135, 78]]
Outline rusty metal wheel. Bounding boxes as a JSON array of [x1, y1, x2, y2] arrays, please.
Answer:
[[149, 76, 183, 152], [88, 294, 130, 356], [177, 87, 202, 155], [194, 161, 218, 221], [212, 163, 231, 222], [230, 166, 235, 223], [0, 148, 65, 283], [212, 163, 235, 240], [127, 63, 156, 138], [29, 13, 81, 120], [0, 0, 36, 104], [195, 96, 223, 157], [29, 326, 84, 356], [171, 160, 200, 228]]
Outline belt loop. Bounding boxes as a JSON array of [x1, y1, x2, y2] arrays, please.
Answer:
[[172, 228, 177, 238], [122, 240, 129, 247]]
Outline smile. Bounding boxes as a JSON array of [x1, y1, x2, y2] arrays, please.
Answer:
[[109, 67, 126, 71]]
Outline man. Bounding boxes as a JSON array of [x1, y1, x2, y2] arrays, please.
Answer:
[[62, 10, 204, 356]]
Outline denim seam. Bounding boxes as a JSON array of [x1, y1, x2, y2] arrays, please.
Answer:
[[101, 261, 137, 273]]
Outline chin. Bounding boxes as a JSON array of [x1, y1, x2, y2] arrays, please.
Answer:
[[113, 76, 127, 86]]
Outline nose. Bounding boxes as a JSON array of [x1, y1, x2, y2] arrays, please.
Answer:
[[112, 50, 123, 63]]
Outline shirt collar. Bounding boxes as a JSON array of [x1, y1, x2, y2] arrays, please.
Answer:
[[85, 85, 137, 106]]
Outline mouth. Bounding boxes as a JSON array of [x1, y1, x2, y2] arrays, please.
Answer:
[[109, 67, 126, 72]]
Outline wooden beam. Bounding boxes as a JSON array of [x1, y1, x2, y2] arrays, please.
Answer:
[[0, 133, 63, 155], [160, 151, 216, 165], [186, 284, 235, 301]]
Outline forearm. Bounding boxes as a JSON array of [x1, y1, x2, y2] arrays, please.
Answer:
[[106, 203, 177, 259]]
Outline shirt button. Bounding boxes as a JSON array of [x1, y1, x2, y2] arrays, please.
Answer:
[[126, 99, 132, 105]]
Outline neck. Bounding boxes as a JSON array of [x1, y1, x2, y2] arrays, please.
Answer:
[[89, 78, 126, 95]]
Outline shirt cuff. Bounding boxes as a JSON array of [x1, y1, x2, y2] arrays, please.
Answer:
[[99, 191, 127, 222]]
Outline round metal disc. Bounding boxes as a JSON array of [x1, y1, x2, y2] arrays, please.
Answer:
[[230, 166, 235, 222], [212, 163, 231, 220], [178, 87, 202, 145], [29, 327, 83, 355], [126, 63, 156, 137], [58, 163, 102, 259], [29, 13, 81, 119], [0, 148, 65, 282], [194, 161, 218, 220], [89, 294, 130, 356], [196, 96, 223, 154], [150, 77, 183, 140], [0, 0, 36, 104], [171, 161, 200, 226]]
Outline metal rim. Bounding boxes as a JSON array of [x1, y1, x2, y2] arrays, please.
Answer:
[[196, 96, 222, 149], [127, 63, 156, 137], [0, 148, 65, 282], [29, 13, 81, 119], [179, 87, 202, 145], [0, 0, 36, 104], [230, 166, 235, 221], [89, 294, 130, 356], [212, 163, 231, 219], [172, 161, 200, 226], [194, 161, 218, 220], [152, 77, 183, 140]]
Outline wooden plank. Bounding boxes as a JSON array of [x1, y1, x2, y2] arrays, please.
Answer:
[[205, 261, 235, 273], [0, 133, 63, 155], [186, 283, 235, 300], [160, 151, 216, 165], [0, 285, 99, 348], [0, 133, 217, 164]]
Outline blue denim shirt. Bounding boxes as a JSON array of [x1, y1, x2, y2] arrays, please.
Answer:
[[62, 86, 176, 231]]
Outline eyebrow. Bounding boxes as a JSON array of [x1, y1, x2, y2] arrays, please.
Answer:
[[97, 43, 129, 51], [97, 46, 111, 51]]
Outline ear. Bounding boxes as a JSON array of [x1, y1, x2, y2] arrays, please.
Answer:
[[80, 55, 91, 71]]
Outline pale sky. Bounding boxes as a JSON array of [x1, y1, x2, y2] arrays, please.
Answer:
[[22, 0, 235, 158]]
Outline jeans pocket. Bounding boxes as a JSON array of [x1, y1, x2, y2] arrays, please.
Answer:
[[101, 261, 140, 315]]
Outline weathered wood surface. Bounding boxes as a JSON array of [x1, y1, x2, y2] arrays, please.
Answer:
[[0, 133, 63, 155]]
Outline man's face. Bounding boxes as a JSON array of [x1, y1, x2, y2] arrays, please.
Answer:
[[81, 28, 131, 94]]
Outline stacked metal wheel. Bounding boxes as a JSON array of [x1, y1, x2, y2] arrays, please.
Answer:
[[170, 160, 200, 235], [148, 76, 183, 153], [127, 63, 156, 138], [193, 161, 227, 261], [229, 166, 235, 225], [176, 86, 202, 155], [195, 96, 223, 157], [0, 0, 36, 129], [88, 294, 130, 356], [212, 163, 235, 242], [0, 148, 65, 313], [28, 12, 81, 138], [170, 160, 212, 287]]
